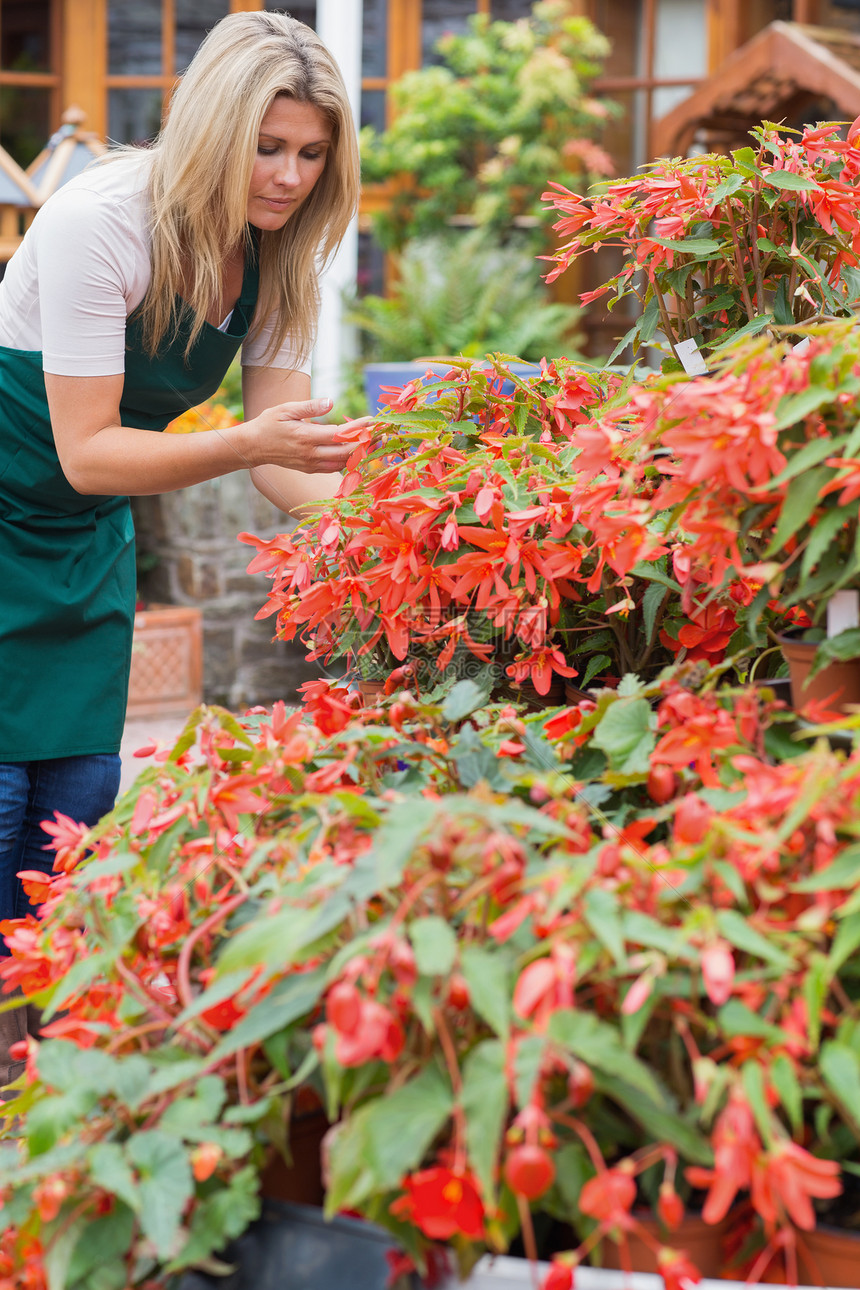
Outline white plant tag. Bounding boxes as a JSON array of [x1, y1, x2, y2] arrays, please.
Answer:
[[827, 590, 860, 637], [675, 337, 708, 375], [792, 337, 811, 355]]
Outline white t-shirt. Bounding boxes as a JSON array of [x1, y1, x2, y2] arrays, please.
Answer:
[[0, 152, 310, 378]]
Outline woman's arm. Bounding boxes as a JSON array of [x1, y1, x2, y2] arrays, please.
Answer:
[[44, 369, 352, 499], [242, 364, 345, 515]]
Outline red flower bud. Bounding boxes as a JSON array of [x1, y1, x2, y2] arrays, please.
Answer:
[[657, 1181, 684, 1230], [327, 981, 362, 1036], [673, 794, 713, 846], [504, 1144, 556, 1200]]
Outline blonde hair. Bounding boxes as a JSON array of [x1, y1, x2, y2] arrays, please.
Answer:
[[133, 10, 360, 359]]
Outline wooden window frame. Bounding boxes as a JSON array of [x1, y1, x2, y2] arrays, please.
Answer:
[[0, 1, 62, 152]]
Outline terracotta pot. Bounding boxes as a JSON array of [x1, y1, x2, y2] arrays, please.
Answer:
[[258, 1100, 329, 1208], [779, 634, 860, 714], [598, 1211, 728, 1277], [127, 604, 203, 719], [563, 681, 593, 705], [503, 678, 567, 710], [357, 679, 387, 703], [796, 1222, 860, 1288]]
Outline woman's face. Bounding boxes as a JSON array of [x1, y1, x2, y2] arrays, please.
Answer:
[[246, 95, 332, 231]]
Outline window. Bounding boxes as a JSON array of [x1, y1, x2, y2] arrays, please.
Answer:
[[0, 0, 59, 167], [106, 0, 230, 145], [589, 0, 706, 170]]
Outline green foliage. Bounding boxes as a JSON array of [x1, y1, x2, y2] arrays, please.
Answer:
[[345, 231, 581, 365], [361, 0, 613, 253]]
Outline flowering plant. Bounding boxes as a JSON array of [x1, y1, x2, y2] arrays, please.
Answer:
[[578, 320, 860, 683], [544, 119, 860, 366], [360, 0, 613, 254], [164, 400, 239, 435], [1, 673, 860, 1287], [240, 355, 770, 702]]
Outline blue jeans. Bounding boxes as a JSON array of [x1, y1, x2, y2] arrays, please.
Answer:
[[0, 755, 120, 947]]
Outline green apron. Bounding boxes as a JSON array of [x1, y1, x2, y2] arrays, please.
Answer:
[[0, 245, 260, 761]]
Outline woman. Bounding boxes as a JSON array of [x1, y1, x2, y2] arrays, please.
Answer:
[[0, 11, 361, 1085]]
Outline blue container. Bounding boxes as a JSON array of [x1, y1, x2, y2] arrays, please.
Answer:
[[363, 360, 541, 414]]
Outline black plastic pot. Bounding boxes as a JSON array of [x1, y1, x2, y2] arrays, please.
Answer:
[[178, 1200, 403, 1290]]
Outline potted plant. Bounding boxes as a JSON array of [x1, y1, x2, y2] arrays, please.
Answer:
[[240, 353, 770, 709], [359, 0, 613, 257], [344, 230, 581, 414], [542, 118, 860, 367], [2, 670, 860, 1287], [556, 319, 860, 714]]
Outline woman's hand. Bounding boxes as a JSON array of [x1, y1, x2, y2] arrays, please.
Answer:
[[248, 399, 369, 474]]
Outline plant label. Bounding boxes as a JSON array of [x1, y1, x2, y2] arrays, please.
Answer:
[[675, 338, 708, 375], [827, 590, 860, 637]]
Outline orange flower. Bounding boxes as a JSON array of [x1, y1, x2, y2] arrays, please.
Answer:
[[751, 1140, 841, 1231], [391, 1167, 484, 1241]]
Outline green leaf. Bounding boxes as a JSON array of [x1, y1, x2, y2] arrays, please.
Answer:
[[648, 236, 721, 256], [67, 1204, 135, 1283], [208, 969, 325, 1065], [731, 146, 760, 175], [45, 1220, 86, 1290], [773, 275, 793, 326], [638, 293, 661, 344], [773, 386, 838, 432], [172, 1167, 261, 1270], [764, 169, 821, 192], [709, 314, 773, 351], [800, 506, 851, 585], [829, 912, 860, 974], [35, 1041, 117, 1095], [715, 909, 793, 970], [461, 1040, 509, 1202], [792, 843, 860, 892], [452, 723, 506, 789], [765, 466, 830, 555], [513, 1034, 546, 1108], [594, 1071, 713, 1164], [642, 580, 668, 646], [26, 1087, 101, 1156], [742, 1061, 773, 1145], [711, 174, 746, 202], [606, 322, 640, 366], [717, 999, 786, 1044], [548, 1008, 664, 1105], [410, 915, 458, 977], [42, 953, 111, 1019], [804, 954, 830, 1053], [770, 1053, 803, 1134], [820, 1041, 860, 1132], [460, 944, 510, 1038], [325, 1065, 453, 1212], [590, 697, 655, 775], [88, 1142, 140, 1212], [583, 888, 625, 964], [809, 630, 860, 678], [442, 677, 493, 722], [126, 1130, 194, 1258]]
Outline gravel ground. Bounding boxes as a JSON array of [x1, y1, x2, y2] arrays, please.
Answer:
[[119, 711, 195, 794]]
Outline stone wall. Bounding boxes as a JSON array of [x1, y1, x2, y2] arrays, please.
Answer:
[[132, 475, 328, 711]]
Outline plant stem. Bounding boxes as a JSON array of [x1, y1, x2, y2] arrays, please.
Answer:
[[175, 891, 248, 1011]]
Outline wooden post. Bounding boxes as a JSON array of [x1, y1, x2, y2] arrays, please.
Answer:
[[793, 0, 821, 21], [706, 0, 745, 72], [61, 0, 107, 138]]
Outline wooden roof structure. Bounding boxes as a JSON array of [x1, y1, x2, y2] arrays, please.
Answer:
[[654, 21, 860, 158], [26, 106, 107, 204]]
